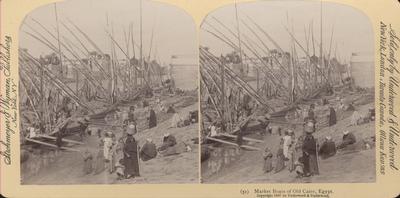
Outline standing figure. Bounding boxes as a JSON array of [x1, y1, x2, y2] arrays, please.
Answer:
[[263, 147, 273, 173], [94, 143, 105, 174], [103, 132, 113, 162], [287, 131, 297, 172], [122, 109, 129, 127], [106, 132, 117, 173], [78, 116, 90, 141], [56, 124, 67, 149], [128, 106, 135, 124], [114, 135, 125, 179], [306, 104, 316, 123], [274, 140, 285, 173], [282, 130, 292, 159], [328, 105, 337, 126], [123, 129, 140, 178], [209, 122, 218, 137], [82, 148, 93, 175], [148, 107, 157, 129], [302, 132, 319, 176]]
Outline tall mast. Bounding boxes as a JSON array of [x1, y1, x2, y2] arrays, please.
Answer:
[[40, 56, 44, 132], [234, 0, 244, 75], [112, 22, 118, 103], [327, 24, 335, 84], [311, 21, 317, 89], [291, 17, 297, 103], [54, 3, 63, 78], [287, 11, 294, 103], [123, 25, 129, 93], [320, 0, 323, 85], [131, 22, 138, 88], [140, 0, 143, 85], [220, 55, 225, 130], [304, 24, 310, 92], [107, 13, 115, 103], [52, 3, 62, 133], [75, 69, 79, 93], [147, 23, 155, 85]]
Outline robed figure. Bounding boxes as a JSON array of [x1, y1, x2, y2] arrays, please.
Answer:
[[328, 106, 337, 126], [274, 143, 286, 173], [123, 134, 140, 178], [148, 108, 157, 129], [263, 147, 273, 173], [302, 133, 319, 176]]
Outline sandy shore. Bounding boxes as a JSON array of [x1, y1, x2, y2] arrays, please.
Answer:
[[22, 102, 199, 184], [202, 102, 376, 183]]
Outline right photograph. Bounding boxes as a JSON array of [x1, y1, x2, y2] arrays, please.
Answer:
[[200, 1, 375, 183]]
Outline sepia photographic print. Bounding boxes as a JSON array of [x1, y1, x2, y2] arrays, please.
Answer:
[[18, 0, 199, 184], [2, 0, 400, 197], [200, 1, 375, 183]]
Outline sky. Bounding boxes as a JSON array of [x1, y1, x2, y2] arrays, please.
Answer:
[[18, 0, 374, 66], [19, 0, 197, 65], [200, 0, 374, 63]]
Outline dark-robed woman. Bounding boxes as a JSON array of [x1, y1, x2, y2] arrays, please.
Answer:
[[302, 132, 319, 176], [328, 106, 337, 126], [123, 127, 140, 178], [148, 107, 157, 129]]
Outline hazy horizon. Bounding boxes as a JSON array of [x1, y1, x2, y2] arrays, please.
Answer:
[[19, 0, 197, 65], [200, 1, 374, 64]]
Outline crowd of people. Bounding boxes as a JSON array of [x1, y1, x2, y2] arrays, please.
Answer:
[[80, 103, 184, 180], [261, 98, 375, 179]]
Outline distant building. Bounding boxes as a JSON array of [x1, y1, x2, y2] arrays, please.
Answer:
[[350, 52, 374, 88], [169, 54, 197, 90], [230, 63, 248, 77]]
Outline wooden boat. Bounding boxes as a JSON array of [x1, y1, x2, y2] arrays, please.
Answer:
[[269, 105, 297, 118]]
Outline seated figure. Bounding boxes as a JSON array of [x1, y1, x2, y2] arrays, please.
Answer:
[[158, 133, 177, 152], [337, 130, 356, 149], [140, 138, 157, 161], [319, 136, 337, 159]]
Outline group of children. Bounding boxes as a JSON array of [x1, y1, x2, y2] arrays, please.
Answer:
[[262, 129, 300, 175], [262, 109, 371, 179], [81, 124, 141, 180], [82, 130, 123, 178]]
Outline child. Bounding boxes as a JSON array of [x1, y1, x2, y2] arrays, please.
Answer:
[[82, 148, 93, 175], [274, 140, 285, 173], [287, 144, 295, 172], [263, 147, 273, 173], [94, 142, 105, 174], [115, 159, 125, 180], [283, 130, 292, 160], [103, 132, 114, 162], [294, 156, 305, 178]]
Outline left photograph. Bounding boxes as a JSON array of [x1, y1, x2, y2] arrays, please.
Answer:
[[19, 0, 199, 184]]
